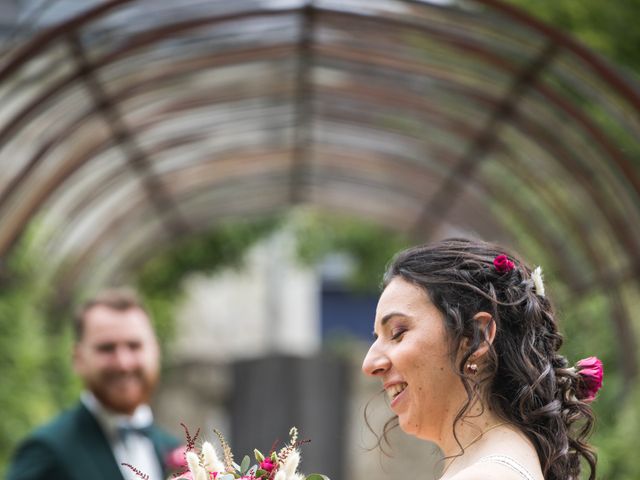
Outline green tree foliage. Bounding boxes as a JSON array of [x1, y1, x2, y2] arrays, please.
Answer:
[[504, 0, 640, 172], [292, 211, 411, 293], [0, 232, 80, 476], [506, 0, 640, 77], [136, 216, 282, 346]]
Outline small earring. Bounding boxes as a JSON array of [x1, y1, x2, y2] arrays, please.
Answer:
[[466, 362, 478, 375]]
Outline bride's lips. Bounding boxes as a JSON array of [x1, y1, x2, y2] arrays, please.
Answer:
[[385, 381, 408, 409], [390, 386, 407, 409]]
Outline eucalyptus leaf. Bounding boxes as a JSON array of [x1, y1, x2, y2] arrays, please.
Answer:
[[305, 475, 330, 480], [217, 475, 235, 480], [240, 455, 250, 474]]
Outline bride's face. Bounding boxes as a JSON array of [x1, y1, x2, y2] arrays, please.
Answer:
[[362, 277, 465, 442]]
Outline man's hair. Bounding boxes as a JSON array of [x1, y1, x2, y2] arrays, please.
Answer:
[[73, 287, 149, 341]]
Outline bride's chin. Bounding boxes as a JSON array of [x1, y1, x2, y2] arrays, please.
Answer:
[[398, 415, 419, 436], [398, 416, 436, 443]]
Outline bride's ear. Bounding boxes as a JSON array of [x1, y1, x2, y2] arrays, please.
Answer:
[[472, 311, 496, 358]]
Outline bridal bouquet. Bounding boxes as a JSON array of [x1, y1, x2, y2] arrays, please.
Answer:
[[127, 426, 329, 480]]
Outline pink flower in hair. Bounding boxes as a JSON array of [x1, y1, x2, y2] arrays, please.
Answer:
[[576, 356, 604, 402], [493, 254, 515, 273]]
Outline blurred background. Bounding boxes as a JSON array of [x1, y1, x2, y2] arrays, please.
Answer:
[[1, 0, 639, 478]]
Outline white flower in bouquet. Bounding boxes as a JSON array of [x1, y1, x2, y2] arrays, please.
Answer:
[[202, 441, 225, 473]]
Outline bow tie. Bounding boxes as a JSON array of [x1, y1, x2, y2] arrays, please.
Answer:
[[117, 423, 153, 440]]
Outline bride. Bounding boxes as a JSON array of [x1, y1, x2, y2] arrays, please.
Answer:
[[362, 238, 601, 480]]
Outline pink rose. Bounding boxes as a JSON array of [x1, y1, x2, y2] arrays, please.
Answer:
[[493, 254, 515, 273], [259, 458, 275, 473], [576, 356, 603, 402], [166, 446, 188, 470]]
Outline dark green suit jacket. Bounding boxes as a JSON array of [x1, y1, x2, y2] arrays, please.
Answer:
[[6, 402, 180, 480]]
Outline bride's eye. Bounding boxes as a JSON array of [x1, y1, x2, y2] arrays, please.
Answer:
[[391, 328, 406, 341]]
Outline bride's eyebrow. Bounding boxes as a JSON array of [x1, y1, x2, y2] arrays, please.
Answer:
[[381, 312, 409, 326]]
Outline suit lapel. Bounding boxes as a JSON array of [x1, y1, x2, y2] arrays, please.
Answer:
[[72, 404, 126, 480]]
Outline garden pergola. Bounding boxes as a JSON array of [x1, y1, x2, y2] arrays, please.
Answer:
[[1, 0, 639, 392]]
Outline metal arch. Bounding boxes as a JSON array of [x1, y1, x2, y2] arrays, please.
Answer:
[[472, 0, 640, 113], [0, 26, 628, 219], [0, 50, 632, 286], [1, 6, 637, 197], [0, 0, 638, 389], [311, 11, 640, 194], [5, 88, 600, 290], [410, 39, 558, 237], [42, 137, 609, 281], [22, 77, 630, 295], [290, 3, 316, 205], [2, 0, 639, 114], [1, 3, 638, 266], [66, 34, 190, 235], [304, 10, 640, 248]]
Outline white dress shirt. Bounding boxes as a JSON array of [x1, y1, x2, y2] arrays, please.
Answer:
[[81, 392, 163, 480]]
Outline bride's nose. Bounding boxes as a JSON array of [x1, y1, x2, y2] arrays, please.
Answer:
[[362, 343, 390, 376]]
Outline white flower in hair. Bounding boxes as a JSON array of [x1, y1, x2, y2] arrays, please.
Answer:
[[531, 266, 545, 297]]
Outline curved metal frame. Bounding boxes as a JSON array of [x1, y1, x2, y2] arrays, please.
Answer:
[[0, 0, 638, 389]]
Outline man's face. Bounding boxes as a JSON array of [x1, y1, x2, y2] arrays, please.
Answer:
[[73, 305, 160, 414]]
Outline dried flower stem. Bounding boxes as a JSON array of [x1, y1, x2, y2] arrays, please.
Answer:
[[214, 429, 234, 472], [181, 422, 200, 451], [122, 463, 150, 480]]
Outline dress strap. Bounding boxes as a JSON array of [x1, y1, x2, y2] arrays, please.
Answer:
[[477, 455, 537, 480]]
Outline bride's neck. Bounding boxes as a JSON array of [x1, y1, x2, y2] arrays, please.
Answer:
[[438, 405, 504, 458]]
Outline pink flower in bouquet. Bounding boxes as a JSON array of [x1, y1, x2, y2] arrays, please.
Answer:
[[260, 458, 275, 473], [576, 356, 604, 401], [166, 445, 189, 470]]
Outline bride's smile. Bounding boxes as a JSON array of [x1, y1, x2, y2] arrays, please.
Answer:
[[362, 277, 466, 442]]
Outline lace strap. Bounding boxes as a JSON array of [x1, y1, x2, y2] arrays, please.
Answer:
[[477, 455, 537, 480]]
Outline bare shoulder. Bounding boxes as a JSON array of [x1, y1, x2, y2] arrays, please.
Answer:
[[449, 461, 537, 480]]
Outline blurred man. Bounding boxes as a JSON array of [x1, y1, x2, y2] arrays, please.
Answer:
[[7, 288, 180, 480]]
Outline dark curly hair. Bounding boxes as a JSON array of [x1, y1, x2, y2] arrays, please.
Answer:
[[374, 237, 596, 480]]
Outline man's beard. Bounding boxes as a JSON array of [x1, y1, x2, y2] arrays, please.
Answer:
[[89, 370, 156, 414]]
